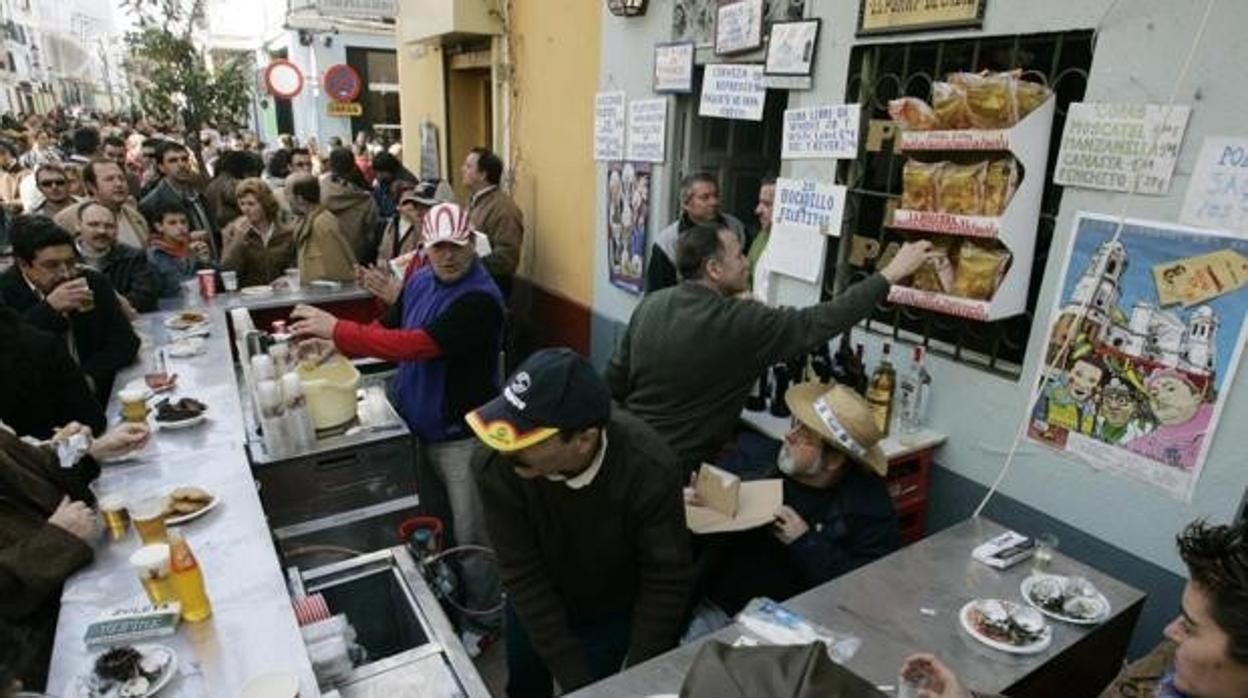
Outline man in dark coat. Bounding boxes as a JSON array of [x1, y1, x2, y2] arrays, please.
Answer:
[[0, 216, 139, 403], [0, 306, 105, 439], [140, 141, 219, 258]]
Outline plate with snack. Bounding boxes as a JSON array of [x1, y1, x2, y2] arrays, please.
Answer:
[[74, 644, 177, 697], [959, 598, 1051, 654], [163, 485, 218, 525], [153, 397, 208, 430], [163, 311, 209, 331], [239, 285, 274, 297], [1021, 573, 1110, 625], [165, 337, 205, 358]]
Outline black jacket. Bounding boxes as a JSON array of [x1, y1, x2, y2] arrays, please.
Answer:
[[140, 178, 220, 255], [0, 308, 106, 439], [89, 243, 161, 313], [0, 267, 139, 404]]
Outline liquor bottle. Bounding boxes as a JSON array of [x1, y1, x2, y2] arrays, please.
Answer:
[[853, 344, 869, 395], [866, 343, 896, 437], [898, 346, 931, 439], [768, 364, 792, 418], [810, 341, 834, 384], [168, 528, 213, 622], [745, 367, 769, 412]]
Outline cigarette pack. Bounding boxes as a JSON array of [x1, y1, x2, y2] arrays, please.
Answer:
[[83, 603, 182, 648], [972, 531, 1036, 569]]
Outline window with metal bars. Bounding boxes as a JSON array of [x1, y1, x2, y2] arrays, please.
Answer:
[[832, 31, 1094, 379]]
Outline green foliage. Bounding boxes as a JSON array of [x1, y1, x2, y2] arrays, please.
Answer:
[[120, 0, 250, 130]]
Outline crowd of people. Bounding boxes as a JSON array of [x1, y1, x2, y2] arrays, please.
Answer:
[[0, 107, 1244, 698]]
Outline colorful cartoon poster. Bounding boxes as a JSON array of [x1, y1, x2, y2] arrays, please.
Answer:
[[1028, 212, 1248, 501], [606, 162, 650, 295]]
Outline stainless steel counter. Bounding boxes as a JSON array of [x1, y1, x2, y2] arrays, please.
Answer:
[[574, 517, 1146, 698], [48, 304, 320, 697], [164, 282, 373, 314]]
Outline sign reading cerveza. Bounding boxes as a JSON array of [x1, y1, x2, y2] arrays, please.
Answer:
[[317, 0, 395, 19]]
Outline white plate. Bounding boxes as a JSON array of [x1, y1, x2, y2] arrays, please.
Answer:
[[1020, 574, 1111, 625], [163, 313, 210, 331], [240, 285, 273, 297], [75, 644, 178, 697], [155, 413, 207, 430], [166, 338, 205, 358], [959, 600, 1052, 655], [165, 488, 219, 525]]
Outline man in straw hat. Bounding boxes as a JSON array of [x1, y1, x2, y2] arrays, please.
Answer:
[[608, 221, 932, 474], [702, 381, 901, 616]]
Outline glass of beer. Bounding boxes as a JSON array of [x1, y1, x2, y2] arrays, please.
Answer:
[[119, 388, 149, 423], [90, 481, 130, 542], [130, 544, 177, 605], [131, 495, 169, 545]]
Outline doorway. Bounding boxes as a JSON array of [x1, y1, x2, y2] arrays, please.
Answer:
[[445, 47, 493, 201]]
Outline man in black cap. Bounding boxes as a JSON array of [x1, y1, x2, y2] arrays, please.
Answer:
[[467, 348, 693, 697]]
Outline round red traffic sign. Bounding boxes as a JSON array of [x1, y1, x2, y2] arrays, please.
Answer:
[[264, 59, 303, 99], [323, 64, 362, 103]]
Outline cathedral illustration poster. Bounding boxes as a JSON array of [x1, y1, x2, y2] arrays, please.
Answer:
[[1028, 212, 1248, 501]]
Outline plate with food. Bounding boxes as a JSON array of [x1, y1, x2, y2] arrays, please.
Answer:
[[1021, 574, 1110, 625], [239, 285, 274, 297], [165, 337, 205, 358], [74, 644, 177, 697], [163, 311, 209, 331], [959, 599, 1051, 655], [163, 485, 218, 525], [153, 398, 208, 430]]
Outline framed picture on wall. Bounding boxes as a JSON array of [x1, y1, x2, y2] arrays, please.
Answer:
[[715, 0, 765, 56], [764, 18, 820, 76], [654, 41, 695, 93]]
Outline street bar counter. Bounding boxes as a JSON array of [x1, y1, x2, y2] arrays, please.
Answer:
[[45, 284, 489, 697]]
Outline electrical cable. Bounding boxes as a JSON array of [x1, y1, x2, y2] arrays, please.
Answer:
[[422, 544, 506, 617], [971, 0, 1219, 519]]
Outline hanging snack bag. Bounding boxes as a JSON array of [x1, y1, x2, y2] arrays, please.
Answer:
[[1015, 79, 1052, 121], [888, 97, 941, 131], [931, 82, 973, 129], [983, 158, 1019, 216], [953, 241, 1012, 300], [902, 160, 944, 212], [911, 237, 958, 294], [937, 161, 987, 216], [951, 71, 1017, 129]]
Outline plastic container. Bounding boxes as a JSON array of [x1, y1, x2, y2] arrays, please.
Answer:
[[296, 356, 361, 430]]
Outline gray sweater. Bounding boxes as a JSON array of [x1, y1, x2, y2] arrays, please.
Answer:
[[607, 274, 890, 468]]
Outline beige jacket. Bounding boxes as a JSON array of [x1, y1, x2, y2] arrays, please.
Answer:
[[54, 200, 151, 249], [320, 175, 378, 263], [294, 206, 356, 283], [468, 186, 524, 279]]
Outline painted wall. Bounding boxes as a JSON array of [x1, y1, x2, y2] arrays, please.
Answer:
[[395, 42, 448, 180], [505, 0, 601, 306], [593, 0, 1248, 582]]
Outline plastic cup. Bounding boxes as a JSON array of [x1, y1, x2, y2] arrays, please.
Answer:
[[1033, 533, 1059, 572], [119, 388, 149, 423], [129, 544, 176, 605], [221, 270, 239, 292], [90, 481, 130, 542], [284, 267, 301, 289], [131, 495, 170, 545], [197, 269, 217, 299]]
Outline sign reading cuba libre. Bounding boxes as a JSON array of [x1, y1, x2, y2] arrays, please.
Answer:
[[857, 0, 987, 36]]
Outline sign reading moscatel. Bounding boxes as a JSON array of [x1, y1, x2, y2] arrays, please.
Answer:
[[857, 0, 986, 36], [327, 102, 363, 117]]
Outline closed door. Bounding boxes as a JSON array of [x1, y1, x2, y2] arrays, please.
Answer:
[[446, 66, 493, 202]]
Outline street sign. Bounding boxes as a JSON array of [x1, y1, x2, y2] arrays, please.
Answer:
[[264, 59, 303, 99], [327, 101, 363, 117], [323, 64, 362, 103]]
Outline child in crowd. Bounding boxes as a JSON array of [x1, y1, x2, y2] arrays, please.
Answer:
[[146, 199, 215, 297]]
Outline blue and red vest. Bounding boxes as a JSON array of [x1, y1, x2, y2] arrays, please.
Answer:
[[394, 260, 503, 442]]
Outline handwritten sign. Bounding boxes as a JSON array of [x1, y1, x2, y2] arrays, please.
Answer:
[[699, 64, 766, 122], [654, 42, 694, 93], [1054, 103, 1191, 195], [858, 0, 985, 36], [774, 177, 847, 237], [1180, 137, 1248, 236], [782, 104, 861, 160], [594, 91, 626, 161], [1153, 249, 1248, 307], [715, 0, 764, 55], [627, 99, 667, 164]]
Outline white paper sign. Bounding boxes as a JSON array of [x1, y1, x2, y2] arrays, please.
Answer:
[[768, 177, 845, 283], [1180, 137, 1248, 236], [1054, 103, 1191, 195], [627, 99, 667, 163], [782, 104, 861, 160], [715, 0, 763, 55], [699, 64, 766, 122], [594, 91, 626, 161], [654, 42, 694, 93]]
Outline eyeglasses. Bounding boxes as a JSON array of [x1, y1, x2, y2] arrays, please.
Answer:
[[785, 422, 822, 449], [39, 179, 67, 187]]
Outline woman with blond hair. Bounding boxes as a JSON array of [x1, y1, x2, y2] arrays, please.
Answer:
[[221, 177, 296, 287]]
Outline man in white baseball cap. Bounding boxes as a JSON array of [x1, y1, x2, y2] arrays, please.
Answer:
[[290, 201, 506, 632]]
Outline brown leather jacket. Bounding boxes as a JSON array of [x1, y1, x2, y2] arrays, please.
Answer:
[[468, 186, 524, 280]]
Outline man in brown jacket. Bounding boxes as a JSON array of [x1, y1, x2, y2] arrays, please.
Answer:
[[321, 148, 379, 264], [0, 421, 149, 690], [55, 159, 150, 249], [461, 147, 523, 297], [901, 518, 1248, 697], [287, 174, 356, 283]]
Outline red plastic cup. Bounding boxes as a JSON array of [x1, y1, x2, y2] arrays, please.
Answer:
[[197, 269, 216, 299]]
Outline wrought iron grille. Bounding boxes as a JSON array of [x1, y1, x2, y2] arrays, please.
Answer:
[[834, 31, 1094, 379]]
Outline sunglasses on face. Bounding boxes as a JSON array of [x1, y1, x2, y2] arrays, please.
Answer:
[[39, 179, 67, 187]]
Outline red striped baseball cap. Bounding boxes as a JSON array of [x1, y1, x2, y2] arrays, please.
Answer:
[[421, 202, 473, 246]]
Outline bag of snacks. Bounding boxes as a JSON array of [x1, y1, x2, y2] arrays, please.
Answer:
[[951, 71, 1017, 129], [931, 82, 972, 129], [902, 160, 944, 212], [953, 241, 1011, 300], [912, 238, 957, 294], [888, 97, 941, 131], [983, 158, 1019, 216], [938, 161, 987, 216], [1015, 79, 1052, 120]]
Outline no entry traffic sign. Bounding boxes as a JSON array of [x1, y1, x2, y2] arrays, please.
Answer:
[[264, 59, 304, 99]]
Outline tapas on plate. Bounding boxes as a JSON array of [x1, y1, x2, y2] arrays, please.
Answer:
[[153, 398, 207, 429], [163, 311, 209, 331], [75, 644, 177, 697], [1021, 574, 1110, 624], [959, 599, 1052, 654], [163, 485, 218, 525]]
